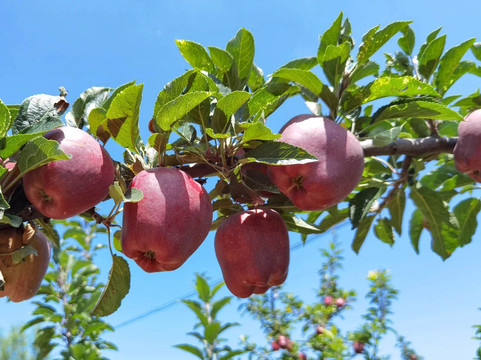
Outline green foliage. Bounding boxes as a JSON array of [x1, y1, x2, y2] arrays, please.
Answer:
[[175, 274, 245, 360], [241, 240, 422, 360], [22, 219, 117, 360], [0, 326, 41, 360]]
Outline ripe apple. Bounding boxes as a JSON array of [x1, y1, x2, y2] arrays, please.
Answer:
[[277, 335, 289, 349], [298, 352, 307, 360], [323, 295, 333, 306], [121, 167, 213, 272], [316, 326, 325, 335], [23, 127, 115, 219], [214, 208, 289, 298], [268, 115, 364, 211], [336, 297, 346, 308], [0, 224, 50, 302], [271, 340, 280, 351], [353, 341, 364, 354], [454, 109, 481, 181]]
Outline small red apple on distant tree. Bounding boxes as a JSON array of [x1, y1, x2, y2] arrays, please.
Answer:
[[0, 224, 50, 302], [454, 109, 481, 182], [277, 335, 289, 349], [323, 295, 333, 306], [215, 208, 289, 298], [336, 297, 346, 308], [316, 326, 325, 335], [298, 352, 307, 360], [122, 167, 212, 272], [23, 127, 115, 219], [268, 115, 364, 211], [353, 341, 364, 354], [271, 340, 281, 351]]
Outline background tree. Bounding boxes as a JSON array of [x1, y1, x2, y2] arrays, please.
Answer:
[[0, 325, 40, 360], [21, 219, 117, 360]]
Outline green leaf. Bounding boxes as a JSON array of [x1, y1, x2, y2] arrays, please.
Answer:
[[208, 46, 234, 72], [342, 76, 440, 113], [0, 214, 22, 227], [321, 42, 351, 86], [13, 94, 66, 134], [109, 182, 125, 204], [226, 28, 255, 80], [0, 133, 42, 159], [280, 57, 318, 70], [35, 219, 60, 248], [410, 185, 459, 259], [318, 12, 343, 61], [176, 40, 214, 72], [472, 43, 481, 61], [88, 107, 108, 140], [182, 300, 208, 327], [205, 128, 231, 139], [241, 122, 281, 143], [211, 296, 231, 319], [374, 218, 394, 245], [103, 84, 143, 153], [319, 208, 349, 232], [368, 121, 403, 146], [374, 100, 463, 121], [6, 105, 21, 122], [387, 189, 405, 235], [174, 344, 204, 360], [217, 91, 251, 118], [248, 64, 264, 91], [357, 21, 411, 64], [272, 68, 337, 111], [409, 209, 424, 253], [352, 215, 376, 253], [247, 82, 300, 120], [204, 321, 222, 344], [65, 87, 110, 128], [18, 137, 70, 174], [398, 25, 415, 55], [418, 35, 446, 80], [453, 198, 481, 246], [124, 188, 143, 203], [282, 214, 322, 235], [102, 81, 136, 112], [435, 38, 476, 95], [92, 255, 130, 317], [11, 244, 38, 264], [349, 187, 384, 229], [349, 61, 379, 83], [156, 91, 212, 131], [195, 274, 211, 302], [0, 99, 12, 139], [153, 70, 196, 117], [245, 142, 317, 165], [113, 230, 122, 252]]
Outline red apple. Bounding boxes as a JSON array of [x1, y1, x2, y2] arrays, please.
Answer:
[[454, 109, 481, 181], [121, 167, 212, 272], [23, 127, 115, 219], [268, 115, 364, 211], [215, 208, 289, 298], [323, 295, 333, 306], [353, 341, 364, 354], [336, 297, 346, 308], [1, 159, 20, 196], [0, 224, 50, 302], [316, 326, 325, 335], [298, 352, 307, 360], [271, 340, 280, 351], [277, 335, 288, 349]]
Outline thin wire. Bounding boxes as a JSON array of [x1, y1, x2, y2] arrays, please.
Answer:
[[115, 221, 349, 329]]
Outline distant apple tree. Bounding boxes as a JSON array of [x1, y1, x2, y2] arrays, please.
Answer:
[[1, 13, 481, 317]]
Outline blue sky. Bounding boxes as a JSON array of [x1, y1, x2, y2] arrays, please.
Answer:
[[2, 1, 481, 359]]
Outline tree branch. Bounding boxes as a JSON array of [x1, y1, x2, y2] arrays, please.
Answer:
[[361, 136, 457, 157]]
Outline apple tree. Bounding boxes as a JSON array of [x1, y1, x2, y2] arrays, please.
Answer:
[[1, 12, 481, 316]]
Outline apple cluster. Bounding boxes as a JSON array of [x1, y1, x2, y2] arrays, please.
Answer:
[[1, 114, 366, 302]]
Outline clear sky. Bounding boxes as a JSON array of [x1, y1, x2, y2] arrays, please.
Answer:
[[2, 1, 481, 359]]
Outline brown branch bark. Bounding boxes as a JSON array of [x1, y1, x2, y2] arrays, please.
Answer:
[[361, 136, 457, 157]]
